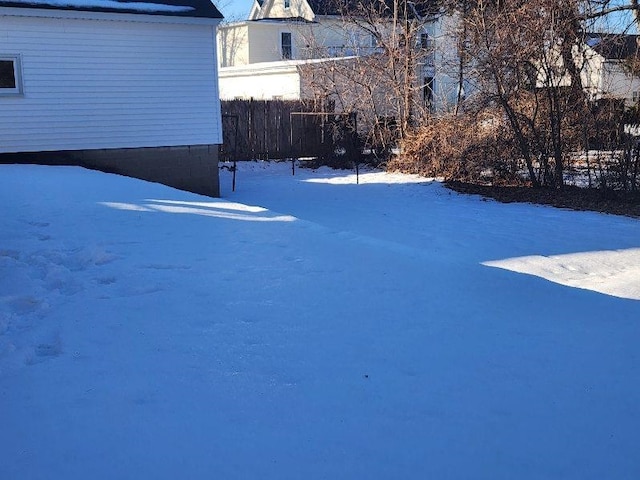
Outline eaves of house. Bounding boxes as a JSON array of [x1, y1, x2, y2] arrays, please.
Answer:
[[586, 33, 639, 61], [0, 0, 223, 19], [307, 0, 440, 19]]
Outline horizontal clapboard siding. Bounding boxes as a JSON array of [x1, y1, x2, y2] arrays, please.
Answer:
[[0, 14, 222, 153]]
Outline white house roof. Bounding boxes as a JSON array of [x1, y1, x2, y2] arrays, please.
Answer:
[[219, 56, 358, 75], [0, 0, 222, 18]]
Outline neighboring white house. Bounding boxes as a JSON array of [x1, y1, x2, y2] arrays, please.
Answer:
[[217, 0, 463, 113], [536, 33, 640, 108], [0, 0, 224, 196], [581, 33, 640, 105]]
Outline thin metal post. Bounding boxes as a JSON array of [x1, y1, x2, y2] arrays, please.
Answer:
[[232, 160, 237, 192]]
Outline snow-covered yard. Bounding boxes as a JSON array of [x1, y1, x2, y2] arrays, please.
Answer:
[[1, 162, 639, 479]]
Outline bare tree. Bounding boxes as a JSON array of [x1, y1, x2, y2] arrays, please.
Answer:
[[298, 0, 442, 157], [433, 0, 639, 187], [301, 0, 640, 182]]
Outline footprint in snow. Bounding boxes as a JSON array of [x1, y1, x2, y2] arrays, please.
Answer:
[[121, 285, 164, 297], [24, 335, 63, 366], [6, 296, 46, 315], [140, 264, 191, 271], [95, 276, 116, 285], [0, 250, 20, 260]]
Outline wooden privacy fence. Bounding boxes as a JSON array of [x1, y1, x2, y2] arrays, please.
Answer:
[[220, 99, 315, 161], [219, 99, 358, 165], [290, 111, 359, 168]]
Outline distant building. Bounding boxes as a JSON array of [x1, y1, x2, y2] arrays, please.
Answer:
[[581, 33, 640, 106], [217, 0, 464, 113]]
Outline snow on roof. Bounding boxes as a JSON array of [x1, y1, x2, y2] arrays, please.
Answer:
[[0, 0, 222, 17], [8, 0, 192, 12]]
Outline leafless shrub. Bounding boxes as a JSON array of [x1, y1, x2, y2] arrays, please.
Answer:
[[390, 110, 523, 183]]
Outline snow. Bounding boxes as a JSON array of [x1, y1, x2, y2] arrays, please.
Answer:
[[7, 0, 194, 13], [485, 248, 640, 300], [1, 161, 640, 479]]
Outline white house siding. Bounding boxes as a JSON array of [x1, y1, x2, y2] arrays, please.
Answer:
[[0, 13, 222, 153], [561, 45, 640, 106], [255, 0, 289, 19], [218, 22, 282, 66], [598, 61, 640, 104], [248, 22, 293, 63], [218, 23, 250, 67], [218, 20, 327, 67], [579, 50, 605, 100], [219, 62, 301, 100], [428, 13, 464, 112], [297, 18, 374, 58]]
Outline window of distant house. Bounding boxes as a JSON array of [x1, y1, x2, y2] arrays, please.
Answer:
[[0, 55, 23, 95], [419, 33, 435, 66], [281, 32, 293, 59], [424, 76, 434, 110], [420, 33, 431, 49], [284, 0, 290, 8]]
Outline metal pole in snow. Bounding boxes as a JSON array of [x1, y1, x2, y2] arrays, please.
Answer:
[[232, 160, 237, 192]]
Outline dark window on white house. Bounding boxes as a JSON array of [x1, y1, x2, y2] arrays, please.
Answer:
[[281, 32, 292, 59], [284, 0, 290, 8], [0, 55, 22, 95], [424, 76, 434, 110], [420, 33, 431, 49], [420, 34, 435, 65]]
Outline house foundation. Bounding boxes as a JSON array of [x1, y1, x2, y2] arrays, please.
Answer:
[[0, 145, 220, 197]]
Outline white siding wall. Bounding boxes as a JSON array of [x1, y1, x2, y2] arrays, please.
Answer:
[[430, 13, 465, 112], [258, 0, 290, 19], [580, 52, 605, 99], [220, 20, 379, 66], [600, 62, 640, 104], [0, 13, 222, 153], [218, 23, 250, 67], [248, 23, 288, 63], [297, 18, 374, 58], [218, 22, 289, 66], [219, 63, 301, 99]]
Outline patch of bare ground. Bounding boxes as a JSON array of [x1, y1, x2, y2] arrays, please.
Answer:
[[445, 182, 640, 219]]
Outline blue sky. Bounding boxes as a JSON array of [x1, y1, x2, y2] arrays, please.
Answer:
[[216, 0, 254, 20]]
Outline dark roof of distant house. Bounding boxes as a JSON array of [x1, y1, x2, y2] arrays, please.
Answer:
[[307, 0, 440, 18], [0, 0, 223, 18], [586, 33, 639, 60]]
